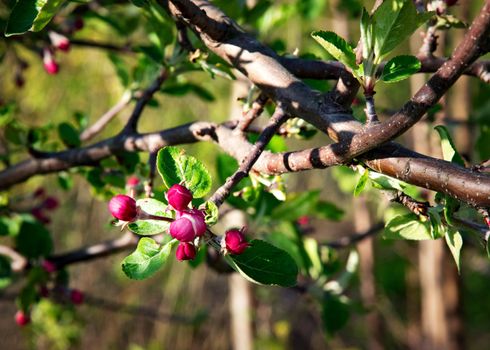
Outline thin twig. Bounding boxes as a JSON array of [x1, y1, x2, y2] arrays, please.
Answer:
[[209, 106, 289, 207], [80, 91, 132, 142], [121, 68, 168, 135], [324, 222, 384, 248], [236, 93, 268, 132]]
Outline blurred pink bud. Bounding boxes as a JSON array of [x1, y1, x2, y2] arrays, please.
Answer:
[[14, 72, 25, 88], [31, 207, 51, 224], [39, 285, 50, 298], [42, 197, 59, 210], [34, 187, 46, 198], [15, 310, 30, 326], [70, 289, 84, 305], [126, 176, 140, 187], [41, 260, 57, 273], [42, 49, 59, 75], [444, 0, 458, 6], [48, 31, 70, 52], [108, 195, 138, 221], [297, 215, 309, 226], [74, 17, 84, 31], [485, 217, 490, 229], [224, 229, 249, 255], [169, 209, 206, 242], [167, 184, 193, 211], [175, 242, 197, 261]]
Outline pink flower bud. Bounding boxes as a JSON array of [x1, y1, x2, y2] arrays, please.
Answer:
[[224, 229, 249, 255], [70, 289, 84, 305], [15, 310, 30, 326], [175, 242, 197, 261], [42, 49, 59, 75], [167, 184, 193, 211], [74, 17, 84, 31], [108, 194, 138, 221], [126, 176, 140, 187], [485, 217, 490, 229], [41, 260, 57, 273], [297, 215, 309, 226], [31, 207, 51, 224], [169, 209, 206, 242], [42, 197, 59, 210], [34, 187, 46, 198], [48, 31, 70, 52], [39, 285, 50, 298], [14, 72, 25, 88]]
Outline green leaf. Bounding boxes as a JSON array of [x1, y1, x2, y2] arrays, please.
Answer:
[[108, 53, 130, 88], [0, 216, 21, 237], [372, 0, 433, 61], [127, 198, 172, 236], [311, 31, 358, 71], [434, 125, 465, 166], [121, 238, 175, 280], [202, 201, 219, 226], [427, 206, 447, 239], [271, 190, 320, 221], [58, 122, 81, 148], [161, 83, 215, 101], [383, 213, 432, 240], [381, 55, 421, 83], [227, 240, 298, 287], [354, 168, 370, 196], [322, 293, 350, 335], [156, 147, 212, 198], [445, 228, 463, 273], [0, 256, 12, 289], [360, 8, 374, 60], [15, 220, 53, 258], [5, 0, 66, 36], [314, 201, 344, 221]]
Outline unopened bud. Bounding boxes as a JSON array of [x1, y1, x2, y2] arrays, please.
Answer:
[[175, 242, 197, 261], [15, 310, 30, 326], [167, 184, 193, 211], [48, 31, 70, 52], [108, 195, 138, 222], [42, 49, 59, 75], [223, 229, 249, 255], [169, 209, 206, 242]]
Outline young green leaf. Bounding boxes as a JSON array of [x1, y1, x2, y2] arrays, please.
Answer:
[[372, 0, 433, 61], [271, 190, 320, 221], [122, 238, 176, 280], [383, 213, 432, 240], [58, 122, 81, 148], [227, 240, 298, 287], [15, 220, 53, 258], [5, 0, 66, 36], [380, 55, 421, 83], [354, 168, 370, 196], [0, 256, 12, 289], [434, 125, 465, 166], [311, 31, 358, 71], [127, 198, 172, 236], [360, 8, 374, 60], [445, 228, 463, 273], [156, 147, 212, 198]]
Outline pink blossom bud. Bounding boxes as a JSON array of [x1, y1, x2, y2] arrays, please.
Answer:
[[169, 209, 206, 242], [485, 217, 490, 229], [42, 197, 59, 210], [41, 260, 57, 273], [14, 72, 25, 88], [48, 31, 70, 52], [31, 207, 51, 224], [74, 17, 84, 31], [175, 242, 197, 261], [224, 229, 249, 255], [42, 49, 59, 75], [167, 184, 193, 211], [39, 285, 50, 298], [297, 216, 309, 226], [126, 176, 140, 187], [70, 289, 84, 305], [34, 187, 46, 198], [15, 310, 30, 326], [108, 194, 138, 221]]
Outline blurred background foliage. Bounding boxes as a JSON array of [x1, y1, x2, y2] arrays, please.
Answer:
[[0, 0, 490, 349]]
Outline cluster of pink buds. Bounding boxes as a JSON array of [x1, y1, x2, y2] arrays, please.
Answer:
[[222, 228, 249, 255], [167, 184, 206, 261], [30, 188, 60, 224], [41, 260, 57, 273], [41, 31, 71, 75]]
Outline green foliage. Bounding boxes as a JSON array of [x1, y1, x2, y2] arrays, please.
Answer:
[[271, 190, 320, 221], [322, 293, 350, 335], [354, 167, 370, 196], [202, 201, 219, 226], [434, 125, 465, 166], [15, 219, 53, 258], [58, 122, 81, 148], [127, 198, 172, 236], [381, 55, 421, 83], [5, 0, 66, 36], [311, 31, 359, 74], [383, 214, 432, 240], [445, 228, 463, 273], [371, 0, 433, 62], [122, 237, 176, 280], [0, 255, 12, 289], [156, 147, 212, 198], [227, 240, 298, 287]]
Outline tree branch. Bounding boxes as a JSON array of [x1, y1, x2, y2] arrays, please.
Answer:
[[209, 106, 288, 207]]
